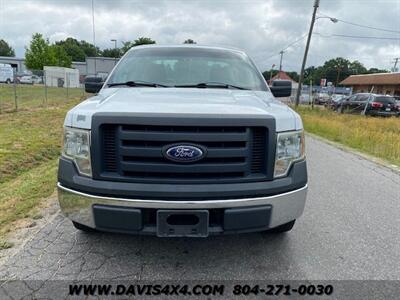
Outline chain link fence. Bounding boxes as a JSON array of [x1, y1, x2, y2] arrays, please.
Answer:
[[0, 69, 88, 113]]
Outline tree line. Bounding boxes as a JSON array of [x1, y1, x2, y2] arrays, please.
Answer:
[[263, 57, 388, 87], [0, 35, 196, 70]]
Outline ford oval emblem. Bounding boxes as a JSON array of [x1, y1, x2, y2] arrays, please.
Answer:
[[163, 144, 206, 163]]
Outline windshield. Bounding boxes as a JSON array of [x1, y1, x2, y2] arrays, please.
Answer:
[[374, 96, 395, 104], [106, 47, 267, 91]]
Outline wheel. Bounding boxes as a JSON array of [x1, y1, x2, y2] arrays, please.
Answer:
[[268, 220, 296, 233], [72, 221, 97, 232], [6, 79, 11, 84]]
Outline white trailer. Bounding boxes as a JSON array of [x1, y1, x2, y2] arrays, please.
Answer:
[[0, 63, 14, 83], [44, 66, 80, 88]]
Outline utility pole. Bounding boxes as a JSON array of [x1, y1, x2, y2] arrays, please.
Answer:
[[295, 0, 320, 107], [92, 0, 97, 76], [392, 58, 399, 72], [111, 39, 117, 65], [279, 51, 284, 77], [269, 64, 276, 82]]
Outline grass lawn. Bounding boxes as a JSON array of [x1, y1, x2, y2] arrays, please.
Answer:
[[295, 106, 400, 167], [0, 89, 86, 248], [0, 83, 85, 112]]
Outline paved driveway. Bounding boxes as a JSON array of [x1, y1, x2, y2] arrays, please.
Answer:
[[1, 136, 399, 281]]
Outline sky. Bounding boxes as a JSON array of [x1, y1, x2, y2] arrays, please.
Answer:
[[0, 0, 399, 72]]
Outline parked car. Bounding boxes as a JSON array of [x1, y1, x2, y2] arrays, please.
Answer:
[[289, 94, 311, 105], [394, 100, 400, 116], [0, 63, 14, 83], [314, 93, 330, 105], [326, 94, 347, 110], [338, 93, 399, 117], [19, 75, 42, 84], [58, 45, 307, 237]]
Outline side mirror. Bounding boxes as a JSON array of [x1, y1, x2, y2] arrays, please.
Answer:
[[270, 80, 292, 98], [84, 76, 104, 93]]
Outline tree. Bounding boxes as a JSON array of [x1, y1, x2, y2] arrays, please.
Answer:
[[265, 57, 387, 87], [25, 33, 55, 70], [102, 47, 121, 58], [303, 66, 317, 83], [79, 40, 99, 57], [25, 33, 72, 70], [49, 45, 72, 67], [121, 37, 156, 54], [367, 67, 388, 74], [321, 57, 352, 85], [183, 39, 196, 44], [55, 37, 86, 61], [0, 39, 15, 57], [286, 71, 299, 82], [349, 60, 367, 75], [55, 38, 99, 61], [262, 69, 278, 81]]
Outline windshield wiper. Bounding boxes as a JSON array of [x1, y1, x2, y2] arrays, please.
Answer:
[[107, 80, 169, 88], [175, 82, 249, 90]]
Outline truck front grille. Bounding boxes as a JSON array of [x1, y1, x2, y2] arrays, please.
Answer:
[[97, 124, 268, 184]]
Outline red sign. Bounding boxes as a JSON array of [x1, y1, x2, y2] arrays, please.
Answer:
[[320, 78, 327, 87]]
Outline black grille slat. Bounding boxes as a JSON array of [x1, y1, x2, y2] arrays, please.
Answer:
[[100, 124, 267, 183], [122, 140, 246, 148], [120, 146, 162, 157], [121, 125, 247, 133], [123, 171, 245, 179], [120, 131, 249, 142], [120, 161, 247, 173], [251, 128, 267, 174], [119, 146, 247, 158], [122, 156, 246, 164], [103, 126, 117, 172]]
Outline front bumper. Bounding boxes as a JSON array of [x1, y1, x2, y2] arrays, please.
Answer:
[[367, 110, 399, 117], [57, 183, 308, 235], [58, 157, 307, 235]]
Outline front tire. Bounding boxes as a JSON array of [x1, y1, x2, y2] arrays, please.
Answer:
[[268, 220, 296, 233], [72, 221, 97, 232]]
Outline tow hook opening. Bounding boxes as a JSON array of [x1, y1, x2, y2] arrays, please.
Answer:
[[167, 214, 200, 225]]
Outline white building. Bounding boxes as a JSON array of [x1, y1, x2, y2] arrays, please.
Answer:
[[44, 66, 80, 88], [0, 56, 118, 79], [0, 56, 27, 73]]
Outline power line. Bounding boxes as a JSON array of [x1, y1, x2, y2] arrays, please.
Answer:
[[318, 13, 400, 34], [314, 32, 400, 40], [281, 33, 308, 52], [257, 33, 308, 62]]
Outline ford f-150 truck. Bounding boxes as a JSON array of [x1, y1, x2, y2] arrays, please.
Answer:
[[58, 45, 307, 237]]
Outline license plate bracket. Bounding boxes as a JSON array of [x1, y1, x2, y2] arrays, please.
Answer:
[[157, 210, 209, 237]]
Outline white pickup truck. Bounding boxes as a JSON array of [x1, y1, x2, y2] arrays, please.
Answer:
[[58, 45, 307, 237]]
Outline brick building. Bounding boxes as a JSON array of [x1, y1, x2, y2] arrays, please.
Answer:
[[340, 72, 400, 96]]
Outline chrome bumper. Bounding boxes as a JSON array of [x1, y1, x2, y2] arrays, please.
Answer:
[[57, 183, 308, 229]]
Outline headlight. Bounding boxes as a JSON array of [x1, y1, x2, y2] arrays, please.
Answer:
[[274, 130, 305, 178], [62, 127, 92, 177]]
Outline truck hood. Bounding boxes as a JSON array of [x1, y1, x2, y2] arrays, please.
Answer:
[[65, 88, 302, 132]]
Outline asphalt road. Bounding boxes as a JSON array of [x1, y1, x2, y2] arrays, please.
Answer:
[[1, 136, 400, 282]]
